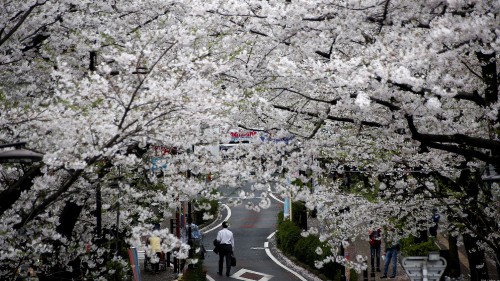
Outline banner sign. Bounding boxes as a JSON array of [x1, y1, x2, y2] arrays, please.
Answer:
[[128, 247, 141, 281], [151, 157, 169, 172], [230, 130, 257, 142]]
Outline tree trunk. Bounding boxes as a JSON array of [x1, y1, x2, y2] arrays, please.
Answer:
[[447, 234, 461, 278], [96, 184, 102, 244], [495, 251, 500, 281], [463, 233, 489, 281], [0, 166, 42, 216], [56, 201, 85, 238]]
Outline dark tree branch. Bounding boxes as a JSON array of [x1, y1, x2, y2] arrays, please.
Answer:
[[453, 91, 487, 106], [369, 96, 400, 111], [0, 165, 42, 217], [118, 43, 175, 130], [250, 29, 268, 37], [208, 10, 267, 19], [271, 87, 340, 105], [367, 0, 392, 32], [476, 51, 498, 106], [385, 78, 487, 106], [272, 104, 384, 127], [303, 13, 336, 21], [128, 9, 171, 35], [315, 37, 337, 59], [56, 201, 86, 238], [405, 115, 499, 165], [308, 108, 330, 139], [0, 1, 46, 47], [14, 167, 88, 229]]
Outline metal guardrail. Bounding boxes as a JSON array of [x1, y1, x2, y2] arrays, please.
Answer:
[[402, 253, 447, 281], [137, 250, 145, 260]]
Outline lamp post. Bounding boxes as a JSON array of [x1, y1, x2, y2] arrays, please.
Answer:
[[0, 142, 44, 163]]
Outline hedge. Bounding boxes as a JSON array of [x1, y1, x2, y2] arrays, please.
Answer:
[[276, 210, 341, 280], [400, 236, 440, 256]]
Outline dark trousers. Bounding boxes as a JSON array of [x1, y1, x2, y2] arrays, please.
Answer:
[[153, 252, 162, 272], [370, 245, 381, 270], [218, 244, 233, 275]]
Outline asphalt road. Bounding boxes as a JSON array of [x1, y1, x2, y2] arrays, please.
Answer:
[[202, 181, 305, 281]]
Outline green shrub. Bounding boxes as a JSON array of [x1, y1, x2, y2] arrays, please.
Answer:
[[182, 244, 208, 281], [103, 258, 128, 281], [349, 269, 359, 281], [293, 235, 323, 264], [401, 236, 440, 256], [276, 213, 340, 280], [276, 220, 301, 256], [182, 260, 207, 281], [291, 201, 308, 230], [277, 211, 284, 225]]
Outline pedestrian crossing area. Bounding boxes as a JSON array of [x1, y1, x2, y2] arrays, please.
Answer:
[[231, 269, 273, 281]]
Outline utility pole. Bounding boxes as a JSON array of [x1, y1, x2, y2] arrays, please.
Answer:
[[187, 201, 193, 269]]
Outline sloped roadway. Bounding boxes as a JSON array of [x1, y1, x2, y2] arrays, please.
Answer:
[[202, 181, 305, 281]]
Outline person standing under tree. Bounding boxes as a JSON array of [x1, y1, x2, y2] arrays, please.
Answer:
[[368, 222, 382, 272], [429, 208, 440, 237], [216, 221, 234, 277], [381, 227, 400, 279]]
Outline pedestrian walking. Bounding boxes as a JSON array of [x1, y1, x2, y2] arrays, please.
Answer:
[[368, 222, 382, 272], [147, 224, 163, 274], [429, 208, 440, 237], [216, 221, 234, 277], [381, 227, 400, 279]]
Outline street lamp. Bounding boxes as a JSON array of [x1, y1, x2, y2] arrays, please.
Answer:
[[0, 142, 44, 163]]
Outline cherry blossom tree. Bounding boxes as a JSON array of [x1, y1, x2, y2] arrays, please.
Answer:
[[201, 0, 499, 279], [0, 1, 235, 280], [1, 0, 499, 280]]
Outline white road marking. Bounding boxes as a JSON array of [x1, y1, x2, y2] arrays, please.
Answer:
[[268, 186, 284, 204], [205, 201, 306, 281], [203, 204, 231, 234], [231, 268, 273, 281], [264, 233, 307, 281]]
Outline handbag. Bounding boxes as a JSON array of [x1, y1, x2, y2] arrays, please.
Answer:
[[231, 255, 236, 267]]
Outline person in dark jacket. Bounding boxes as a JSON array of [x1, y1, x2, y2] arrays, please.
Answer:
[[368, 222, 382, 272], [429, 208, 440, 237]]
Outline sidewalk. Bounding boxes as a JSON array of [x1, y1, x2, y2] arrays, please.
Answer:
[[139, 217, 181, 281], [308, 218, 409, 281], [347, 236, 409, 281], [434, 232, 498, 280], [433, 233, 470, 278], [141, 205, 228, 281]]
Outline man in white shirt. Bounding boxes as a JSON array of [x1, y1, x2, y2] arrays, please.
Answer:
[[216, 221, 234, 276]]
